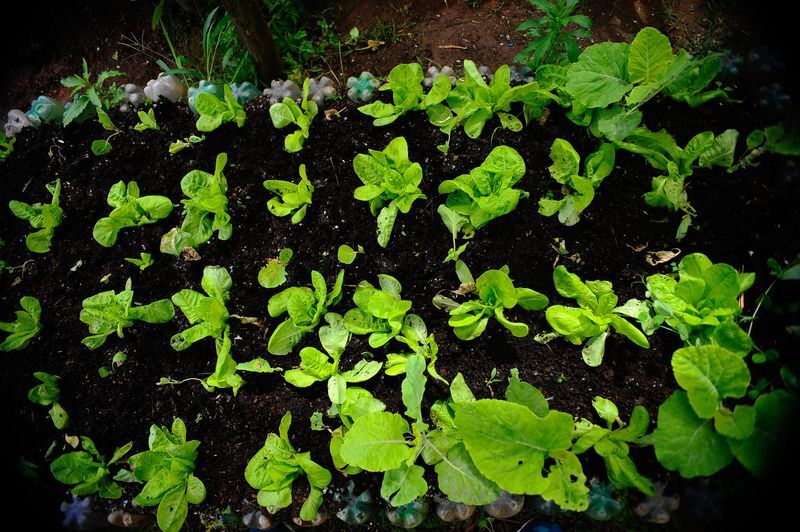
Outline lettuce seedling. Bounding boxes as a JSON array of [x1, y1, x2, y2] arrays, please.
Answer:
[[168, 134, 205, 155], [538, 139, 615, 226], [134, 109, 159, 131], [50, 437, 132, 499], [344, 274, 412, 348], [245, 411, 332, 521], [438, 146, 528, 237], [195, 84, 246, 132], [27, 371, 68, 429], [644, 253, 755, 356], [128, 419, 205, 532], [267, 269, 345, 355], [270, 78, 318, 153], [9, 179, 63, 253], [353, 137, 426, 247], [1, 296, 42, 351], [80, 278, 175, 349], [545, 265, 649, 366], [285, 313, 383, 406], [91, 108, 122, 156], [171, 265, 234, 350], [0, 132, 15, 161], [93, 181, 173, 247], [337, 244, 364, 265], [263, 164, 313, 224], [434, 262, 548, 340], [160, 153, 232, 255], [358, 63, 451, 126], [730, 124, 800, 171], [571, 396, 654, 496], [385, 314, 446, 383], [125, 252, 154, 271], [258, 248, 293, 289]]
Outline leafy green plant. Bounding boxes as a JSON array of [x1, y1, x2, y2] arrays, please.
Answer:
[[245, 411, 331, 520], [160, 153, 232, 255], [80, 278, 175, 349], [169, 134, 205, 155], [93, 181, 173, 247], [545, 265, 649, 366], [285, 313, 383, 406], [514, 0, 592, 69], [128, 419, 205, 532], [385, 314, 446, 383], [353, 137, 426, 247], [730, 124, 800, 171], [644, 253, 754, 356], [27, 372, 68, 429], [538, 139, 615, 225], [195, 85, 246, 132], [258, 248, 293, 289], [60, 58, 125, 125], [358, 63, 451, 126], [50, 437, 132, 498], [1, 296, 42, 351], [267, 270, 345, 355], [171, 265, 234, 350], [264, 164, 313, 224], [1, 131, 16, 161], [337, 244, 364, 265], [434, 262, 548, 340], [125, 252, 154, 271], [91, 108, 122, 156], [438, 146, 528, 239], [134, 109, 160, 131], [344, 274, 412, 348], [9, 179, 63, 253], [270, 78, 318, 153]]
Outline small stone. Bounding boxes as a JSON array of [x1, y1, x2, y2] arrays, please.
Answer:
[[263, 79, 301, 105], [242, 510, 272, 530], [4, 109, 33, 137], [230, 82, 260, 105], [144, 74, 187, 103], [635, 482, 679, 524], [334, 481, 377, 525], [120, 84, 146, 112], [346, 71, 381, 102], [424, 66, 456, 88], [28, 96, 65, 123], [483, 491, 524, 519], [386, 500, 429, 529], [107, 510, 154, 528], [586, 478, 623, 521], [292, 507, 329, 527], [307, 76, 336, 105], [434, 496, 474, 522]]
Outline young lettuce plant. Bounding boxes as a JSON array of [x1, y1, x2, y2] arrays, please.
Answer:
[[545, 265, 649, 366], [358, 63, 451, 126], [245, 411, 332, 521], [385, 314, 447, 383], [264, 164, 313, 224], [27, 371, 68, 429], [267, 269, 345, 355], [161, 153, 232, 255], [434, 261, 548, 340], [0, 132, 15, 161], [353, 137, 426, 247], [9, 179, 63, 253], [91, 108, 122, 156], [134, 109, 159, 131], [538, 139, 615, 226], [127, 419, 205, 532], [284, 313, 383, 411], [50, 437, 133, 499], [1, 296, 42, 351], [730, 124, 800, 171], [344, 274, 412, 348], [80, 278, 175, 349], [270, 78, 318, 153], [195, 84, 246, 132], [93, 181, 173, 247], [258, 248, 293, 289], [438, 146, 528, 240]]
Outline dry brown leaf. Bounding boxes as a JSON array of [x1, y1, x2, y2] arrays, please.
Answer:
[[645, 248, 681, 266]]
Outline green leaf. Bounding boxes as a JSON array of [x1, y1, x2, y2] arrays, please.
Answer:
[[592, 396, 619, 426], [157, 485, 189, 532], [381, 463, 428, 506], [541, 449, 589, 511], [91, 139, 113, 156], [506, 369, 548, 417], [401, 355, 426, 423], [714, 405, 755, 440], [337, 244, 358, 264], [729, 390, 794, 475], [340, 412, 411, 471], [566, 42, 632, 108], [627, 27, 675, 84], [434, 442, 501, 505], [672, 345, 750, 418]]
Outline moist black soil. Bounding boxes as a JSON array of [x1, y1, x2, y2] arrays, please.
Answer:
[[2, 69, 799, 531]]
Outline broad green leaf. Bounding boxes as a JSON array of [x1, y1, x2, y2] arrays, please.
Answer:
[[729, 390, 794, 476], [381, 463, 427, 506], [672, 345, 750, 418], [434, 442, 501, 505], [340, 412, 411, 471], [628, 27, 675, 84], [566, 42, 632, 108]]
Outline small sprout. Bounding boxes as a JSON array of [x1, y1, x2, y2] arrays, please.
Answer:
[[1, 296, 42, 351], [124, 252, 154, 271], [264, 165, 313, 224], [9, 179, 63, 253], [169, 134, 205, 155], [258, 248, 293, 289], [28, 372, 69, 429], [337, 244, 363, 265], [133, 108, 159, 131]]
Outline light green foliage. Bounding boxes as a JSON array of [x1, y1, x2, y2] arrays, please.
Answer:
[[438, 146, 528, 239], [545, 265, 649, 366], [358, 63, 451, 125], [571, 397, 654, 496], [539, 139, 615, 225], [270, 78, 318, 153], [284, 313, 382, 406], [128, 419, 205, 532], [160, 153, 232, 255], [385, 314, 446, 383], [134, 109, 160, 131], [171, 265, 232, 350], [125, 252, 154, 271], [731, 124, 800, 171], [50, 437, 132, 499], [353, 137, 425, 247], [437, 262, 548, 340], [80, 278, 174, 350], [258, 248, 293, 289], [672, 344, 750, 418], [195, 85, 246, 131], [263, 164, 313, 224], [169, 134, 205, 155], [91, 108, 121, 156], [267, 270, 345, 355], [93, 181, 173, 247], [344, 274, 412, 348], [245, 412, 332, 521], [337, 244, 363, 265], [60, 58, 125, 125], [645, 253, 754, 355], [1, 296, 42, 351], [9, 179, 63, 253], [0, 132, 14, 161], [728, 390, 795, 476], [514, 0, 592, 69], [27, 371, 68, 429]]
